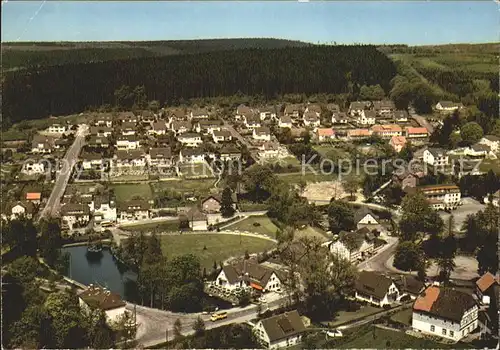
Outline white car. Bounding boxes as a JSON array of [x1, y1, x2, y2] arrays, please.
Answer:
[[325, 329, 343, 338]]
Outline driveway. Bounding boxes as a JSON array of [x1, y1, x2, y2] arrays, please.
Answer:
[[439, 197, 485, 231]]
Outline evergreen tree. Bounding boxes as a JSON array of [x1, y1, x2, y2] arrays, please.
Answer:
[[220, 187, 235, 218]]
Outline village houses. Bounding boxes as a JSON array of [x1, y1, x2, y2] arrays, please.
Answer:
[[423, 148, 449, 167], [78, 285, 129, 325], [479, 135, 500, 153], [212, 130, 232, 143], [4, 201, 35, 221], [316, 128, 335, 142], [278, 115, 293, 128], [253, 127, 272, 141], [116, 135, 140, 150], [389, 135, 407, 152], [47, 123, 67, 134], [354, 270, 400, 307], [179, 147, 205, 163], [371, 124, 403, 139], [61, 203, 91, 230], [215, 260, 283, 293], [117, 200, 150, 222], [148, 147, 173, 168], [435, 101, 464, 113]]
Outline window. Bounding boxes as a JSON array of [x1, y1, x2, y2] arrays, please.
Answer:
[[430, 325, 435, 332], [442, 329, 447, 335], [449, 331, 454, 337]]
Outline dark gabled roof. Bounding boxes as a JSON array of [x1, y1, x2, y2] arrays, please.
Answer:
[[87, 136, 110, 145], [363, 110, 377, 118], [180, 147, 204, 157], [81, 152, 103, 161], [236, 104, 252, 115], [394, 110, 409, 119], [349, 101, 369, 110], [254, 127, 271, 135], [79, 286, 126, 311], [354, 207, 378, 224], [178, 132, 201, 139], [185, 206, 207, 221], [191, 108, 208, 116], [139, 110, 154, 118], [373, 100, 395, 110], [152, 121, 167, 130], [171, 120, 191, 130], [427, 147, 447, 157], [414, 287, 476, 323], [149, 147, 172, 159], [220, 145, 241, 155], [338, 230, 365, 251], [303, 111, 319, 121], [118, 200, 150, 212], [221, 260, 280, 287], [355, 270, 395, 300], [471, 143, 491, 152], [115, 149, 145, 160], [260, 310, 306, 343], [198, 119, 222, 127], [61, 203, 90, 216], [394, 275, 425, 295], [213, 130, 232, 138]]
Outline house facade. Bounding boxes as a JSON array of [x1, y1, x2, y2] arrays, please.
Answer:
[[436, 101, 463, 112], [253, 310, 306, 349], [355, 271, 400, 307], [47, 124, 67, 134], [215, 260, 283, 293], [117, 200, 150, 222], [327, 229, 375, 263], [405, 127, 429, 139], [148, 147, 173, 168], [179, 148, 205, 163], [253, 127, 272, 141], [423, 148, 449, 167], [371, 124, 403, 139], [479, 135, 500, 153], [178, 133, 203, 147], [278, 116, 293, 128], [418, 184, 461, 210], [61, 203, 91, 230], [357, 110, 376, 125], [317, 128, 335, 142], [412, 286, 478, 341]]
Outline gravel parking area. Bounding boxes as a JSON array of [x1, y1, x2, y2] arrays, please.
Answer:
[[439, 197, 485, 231]]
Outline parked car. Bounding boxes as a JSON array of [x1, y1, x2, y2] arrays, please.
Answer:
[[325, 329, 343, 338]]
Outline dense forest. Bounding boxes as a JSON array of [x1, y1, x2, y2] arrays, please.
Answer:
[[3, 38, 311, 69], [3, 45, 396, 121]]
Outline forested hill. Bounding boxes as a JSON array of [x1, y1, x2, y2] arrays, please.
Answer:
[[3, 38, 311, 69], [3, 45, 397, 121]]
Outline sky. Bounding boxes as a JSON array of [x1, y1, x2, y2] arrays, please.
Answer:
[[2, 1, 498, 45]]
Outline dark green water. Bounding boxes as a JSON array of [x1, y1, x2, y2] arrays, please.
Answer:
[[62, 245, 138, 300]]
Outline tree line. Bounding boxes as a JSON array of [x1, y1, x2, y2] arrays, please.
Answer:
[[3, 45, 397, 121]]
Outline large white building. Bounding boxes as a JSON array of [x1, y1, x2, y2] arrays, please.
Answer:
[[423, 148, 449, 167], [412, 286, 478, 341], [178, 133, 203, 147], [418, 184, 462, 210], [253, 310, 306, 349]]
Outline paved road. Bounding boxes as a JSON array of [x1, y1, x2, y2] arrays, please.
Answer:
[[357, 236, 399, 273], [133, 296, 287, 347], [411, 113, 434, 134], [39, 124, 88, 219]]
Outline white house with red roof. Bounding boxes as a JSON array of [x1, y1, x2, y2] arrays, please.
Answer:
[[316, 128, 335, 142]]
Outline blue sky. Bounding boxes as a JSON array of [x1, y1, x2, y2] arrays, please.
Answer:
[[2, 1, 498, 44]]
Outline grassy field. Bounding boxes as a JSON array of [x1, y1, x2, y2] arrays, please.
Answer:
[[159, 234, 276, 269], [224, 215, 280, 238], [278, 171, 336, 184], [120, 220, 180, 232], [479, 159, 500, 174], [331, 325, 468, 349], [293, 225, 329, 242], [151, 179, 215, 194], [112, 183, 153, 202], [390, 308, 413, 326], [323, 304, 382, 327], [178, 163, 214, 178], [391, 53, 498, 74]]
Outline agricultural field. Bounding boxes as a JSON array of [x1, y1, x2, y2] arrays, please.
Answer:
[[391, 52, 498, 73], [159, 233, 276, 269], [277, 171, 336, 185], [223, 215, 280, 238], [293, 225, 329, 242]]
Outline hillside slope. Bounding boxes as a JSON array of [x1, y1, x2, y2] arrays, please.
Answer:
[[2, 38, 311, 69]]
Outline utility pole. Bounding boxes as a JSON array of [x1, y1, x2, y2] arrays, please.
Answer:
[[165, 328, 169, 349]]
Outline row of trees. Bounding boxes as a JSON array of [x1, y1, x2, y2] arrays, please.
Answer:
[[116, 232, 205, 312], [4, 45, 397, 121]]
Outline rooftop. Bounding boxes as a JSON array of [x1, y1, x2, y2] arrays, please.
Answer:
[[79, 285, 126, 311], [259, 310, 306, 343], [413, 286, 476, 322]]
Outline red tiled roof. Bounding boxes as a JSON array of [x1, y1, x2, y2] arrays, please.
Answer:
[[476, 272, 498, 292], [317, 128, 335, 137], [390, 135, 407, 145], [371, 124, 402, 133], [406, 127, 429, 135], [414, 286, 440, 312], [26, 192, 41, 200]]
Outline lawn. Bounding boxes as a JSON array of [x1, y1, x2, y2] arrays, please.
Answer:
[[293, 225, 329, 242], [111, 183, 153, 202], [159, 234, 276, 269], [120, 220, 180, 233], [278, 171, 336, 184], [330, 325, 469, 349], [390, 308, 413, 326], [152, 179, 215, 194], [479, 159, 500, 174], [324, 305, 382, 327], [223, 215, 280, 238], [178, 163, 214, 178]]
